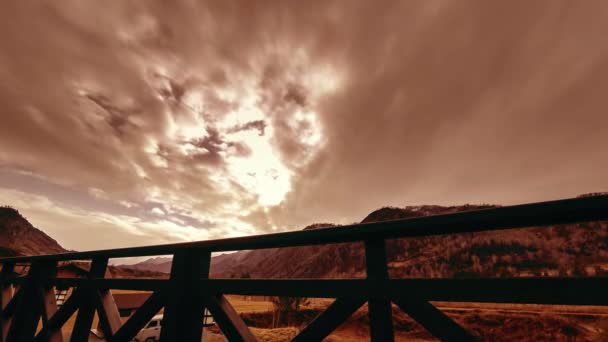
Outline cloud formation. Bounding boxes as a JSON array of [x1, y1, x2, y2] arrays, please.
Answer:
[[1, 1, 607, 249]]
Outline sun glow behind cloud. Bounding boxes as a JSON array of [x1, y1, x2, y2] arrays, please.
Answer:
[[0, 0, 354, 245], [120, 19, 347, 221], [159, 65, 343, 208], [227, 128, 291, 207], [99, 62, 343, 241]]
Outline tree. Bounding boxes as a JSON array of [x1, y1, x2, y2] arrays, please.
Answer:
[[270, 297, 310, 327]]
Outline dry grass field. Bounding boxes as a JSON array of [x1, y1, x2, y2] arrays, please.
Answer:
[[224, 295, 274, 313]]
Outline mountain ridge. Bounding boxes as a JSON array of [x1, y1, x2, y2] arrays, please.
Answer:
[[0, 206, 168, 278], [4, 195, 608, 281], [0, 206, 67, 256], [130, 199, 608, 280], [125, 203, 575, 279]]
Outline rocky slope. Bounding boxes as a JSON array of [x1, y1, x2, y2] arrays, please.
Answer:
[[0, 206, 168, 278], [0, 206, 67, 256]]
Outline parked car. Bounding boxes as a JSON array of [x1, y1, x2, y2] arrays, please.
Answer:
[[132, 310, 215, 342], [133, 314, 162, 342]]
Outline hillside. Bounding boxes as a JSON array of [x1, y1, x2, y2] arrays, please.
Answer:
[[124, 223, 340, 275], [121, 256, 173, 273], [125, 200, 608, 280], [0, 206, 67, 256], [207, 203, 608, 279], [0, 206, 168, 278]]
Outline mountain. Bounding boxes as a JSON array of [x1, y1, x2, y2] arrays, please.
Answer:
[[0, 206, 67, 256], [209, 202, 608, 279], [122, 256, 173, 273], [0, 206, 169, 278], [209, 205, 508, 279], [200, 207, 491, 279], [94, 196, 608, 280], [123, 223, 340, 275]]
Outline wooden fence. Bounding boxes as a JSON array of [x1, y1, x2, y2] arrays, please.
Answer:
[[1, 195, 608, 341]]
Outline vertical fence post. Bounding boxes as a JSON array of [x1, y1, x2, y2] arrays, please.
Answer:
[[40, 263, 62, 342], [71, 258, 108, 342], [6, 260, 57, 342], [0, 263, 15, 342], [161, 248, 210, 342], [365, 238, 394, 342], [96, 287, 122, 338]]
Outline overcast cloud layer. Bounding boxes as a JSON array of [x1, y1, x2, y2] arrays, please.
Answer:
[[1, 1, 607, 251]]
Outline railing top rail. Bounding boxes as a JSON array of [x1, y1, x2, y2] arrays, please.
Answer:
[[1, 195, 607, 263]]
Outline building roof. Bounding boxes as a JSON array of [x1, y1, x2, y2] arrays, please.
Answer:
[[112, 292, 152, 310], [56, 263, 89, 277]]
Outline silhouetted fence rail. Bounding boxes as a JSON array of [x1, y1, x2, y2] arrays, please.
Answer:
[[1, 195, 608, 341]]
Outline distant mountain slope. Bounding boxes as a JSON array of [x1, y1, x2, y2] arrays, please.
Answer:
[[64, 261, 169, 279], [100, 195, 608, 280], [124, 223, 339, 275], [0, 206, 67, 256], [0, 206, 170, 279], [125, 204, 549, 278], [207, 205, 503, 279], [122, 256, 173, 273], [206, 202, 608, 279]]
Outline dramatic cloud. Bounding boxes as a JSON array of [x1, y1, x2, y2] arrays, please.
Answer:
[[1, 1, 607, 249]]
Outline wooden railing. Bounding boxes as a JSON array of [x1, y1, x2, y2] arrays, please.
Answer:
[[1, 195, 608, 341]]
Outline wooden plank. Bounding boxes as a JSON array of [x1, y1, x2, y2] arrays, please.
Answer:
[[95, 289, 122, 339], [386, 277, 608, 305], [365, 239, 393, 342], [0, 277, 23, 286], [34, 291, 80, 342], [0, 263, 15, 342], [204, 279, 361, 298], [109, 290, 166, 342], [0, 195, 607, 262], [41, 284, 63, 342], [6, 261, 56, 342], [70, 258, 108, 342], [394, 298, 476, 341], [0, 287, 23, 341], [205, 295, 256, 342], [52, 277, 167, 291], [292, 297, 366, 342], [160, 249, 210, 342], [1, 290, 21, 323], [182, 277, 608, 305], [38, 276, 608, 306]]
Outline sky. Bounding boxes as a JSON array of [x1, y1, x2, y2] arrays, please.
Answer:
[[1, 1, 607, 252]]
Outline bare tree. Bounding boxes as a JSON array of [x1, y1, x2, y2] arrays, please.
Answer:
[[270, 297, 309, 327]]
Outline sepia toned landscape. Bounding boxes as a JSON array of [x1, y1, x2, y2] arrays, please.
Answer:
[[2, 1, 608, 341], [3, 201, 608, 340]]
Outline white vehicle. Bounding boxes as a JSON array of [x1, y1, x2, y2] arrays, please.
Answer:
[[132, 311, 215, 342], [133, 314, 162, 342]]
